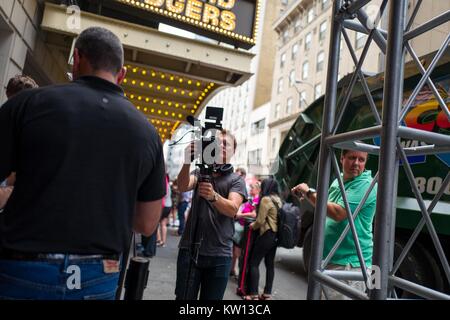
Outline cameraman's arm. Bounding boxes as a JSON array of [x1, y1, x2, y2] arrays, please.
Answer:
[[134, 200, 162, 236], [212, 192, 244, 218], [177, 164, 197, 192]]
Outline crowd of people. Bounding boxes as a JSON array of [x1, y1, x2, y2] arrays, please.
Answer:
[[0, 26, 378, 301]]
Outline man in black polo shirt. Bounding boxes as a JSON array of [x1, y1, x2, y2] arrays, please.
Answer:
[[0, 27, 166, 300]]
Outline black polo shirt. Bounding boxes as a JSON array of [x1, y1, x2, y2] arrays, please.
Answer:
[[0, 76, 166, 254]]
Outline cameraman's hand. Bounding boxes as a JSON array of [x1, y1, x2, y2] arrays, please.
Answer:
[[291, 183, 309, 199], [198, 182, 215, 201]]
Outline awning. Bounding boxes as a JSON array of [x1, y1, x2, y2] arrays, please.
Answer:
[[40, 2, 255, 142]]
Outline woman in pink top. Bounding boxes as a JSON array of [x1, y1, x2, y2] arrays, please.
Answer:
[[231, 182, 261, 277]]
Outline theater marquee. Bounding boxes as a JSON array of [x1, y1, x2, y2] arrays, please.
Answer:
[[116, 0, 261, 49]]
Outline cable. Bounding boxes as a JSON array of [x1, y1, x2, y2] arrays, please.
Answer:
[[169, 130, 195, 147]]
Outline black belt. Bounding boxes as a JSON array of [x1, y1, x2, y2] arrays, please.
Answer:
[[0, 250, 121, 262]]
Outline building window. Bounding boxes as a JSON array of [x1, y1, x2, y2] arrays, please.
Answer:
[[274, 103, 281, 119], [305, 32, 312, 51], [289, 69, 296, 87], [355, 32, 366, 49], [315, 83, 322, 99], [248, 149, 262, 166], [319, 21, 327, 41], [292, 42, 299, 60], [286, 97, 293, 115], [294, 17, 302, 34], [282, 28, 289, 44], [322, 0, 330, 10], [300, 91, 307, 109], [277, 78, 284, 94], [316, 51, 325, 71], [251, 118, 266, 135], [302, 61, 309, 80], [307, 8, 315, 24], [280, 52, 286, 69]]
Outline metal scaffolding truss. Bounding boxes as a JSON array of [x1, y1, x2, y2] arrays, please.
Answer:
[[307, 0, 450, 300]]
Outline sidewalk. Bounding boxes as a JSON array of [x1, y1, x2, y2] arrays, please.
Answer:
[[142, 226, 307, 300], [142, 226, 241, 300]]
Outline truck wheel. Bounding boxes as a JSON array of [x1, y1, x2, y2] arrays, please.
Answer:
[[302, 227, 312, 274], [393, 238, 444, 298]]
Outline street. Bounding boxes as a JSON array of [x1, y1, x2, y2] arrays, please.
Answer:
[[143, 227, 308, 300]]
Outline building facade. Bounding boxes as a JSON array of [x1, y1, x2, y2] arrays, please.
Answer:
[[202, 0, 281, 177], [0, 0, 69, 103], [267, 0, 449, 165], [1, 0, 257, 144]]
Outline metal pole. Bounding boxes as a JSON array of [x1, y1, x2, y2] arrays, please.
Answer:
[[370, 0, 407, 300], [306, 0, 342, 300]]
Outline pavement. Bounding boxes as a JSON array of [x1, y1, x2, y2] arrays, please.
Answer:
[[142, 226, 308, 300]]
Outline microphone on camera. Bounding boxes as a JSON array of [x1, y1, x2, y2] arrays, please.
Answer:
[[187, 115, 199, 126]]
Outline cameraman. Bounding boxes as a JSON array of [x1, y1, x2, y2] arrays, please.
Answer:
[[175, 129, 247, 300]]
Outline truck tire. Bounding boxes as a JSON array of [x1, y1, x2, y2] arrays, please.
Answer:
[[393, 237, 444, 298], [302, 226, 312, 274]]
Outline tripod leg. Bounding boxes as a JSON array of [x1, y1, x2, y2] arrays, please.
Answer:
[[115, 233, 134, 300]]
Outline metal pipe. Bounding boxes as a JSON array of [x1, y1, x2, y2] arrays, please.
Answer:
[[327, 126, 382, 146], [404, 10, 450, 41], [342, 20, 387, 38], [389, 276, 450, 300], [405, 43, 450, 121], [333, 141, 380, 155], [345, 0, 372, 15], [323, 270, 365, 281], [392, 172, 450, 275], [370, 0, 407, 300], [332, 25, 382, 134], [307, 0, 343, 301], [332, 28, 374, 134], [356, 7, 387, 54], [404, 146, 450, 156], [406, 0, 422, 31], [398, 126, 450, 146], [396, 146, 450, 286], [313, 271, 369, 300], [333, 0, 388, 133], [342, 22, 384, 126], [400, 33, 450, 121], [286, 134, 321, 159]]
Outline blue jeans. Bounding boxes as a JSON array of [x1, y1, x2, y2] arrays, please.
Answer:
[[177, 201, 189, 235], [175, 249, 231, 300], [141, 230, 157, 257], [0, 257, 120, 300]]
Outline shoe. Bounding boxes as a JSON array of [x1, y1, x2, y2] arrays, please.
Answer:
[[259, 294, 272, 300], [243, 295, 259, 300], [157, 242, 165, 247]]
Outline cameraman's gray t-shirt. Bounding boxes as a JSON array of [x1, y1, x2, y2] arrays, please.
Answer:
[[179, 171, 247, 257]]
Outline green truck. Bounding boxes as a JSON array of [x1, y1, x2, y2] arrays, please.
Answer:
[[274, 52, 450, 297]]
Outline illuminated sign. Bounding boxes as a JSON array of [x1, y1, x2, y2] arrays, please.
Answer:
[[115, 0, 261, 49]]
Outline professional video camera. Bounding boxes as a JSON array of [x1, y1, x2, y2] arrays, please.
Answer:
[[187, 106, 224, 183]]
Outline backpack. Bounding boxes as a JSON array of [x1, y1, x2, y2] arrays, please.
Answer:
[[270, 197, 301, 249]]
